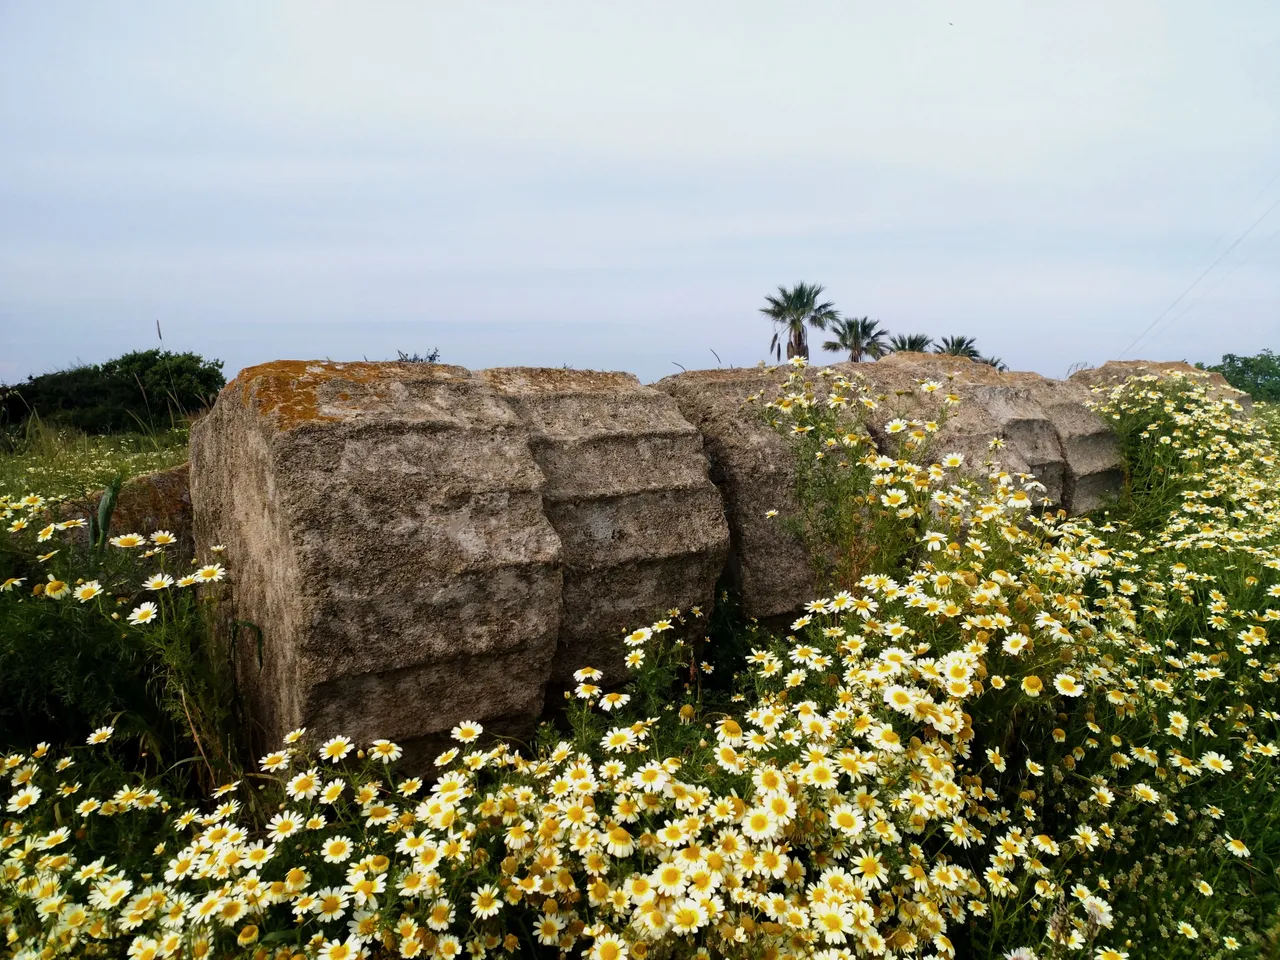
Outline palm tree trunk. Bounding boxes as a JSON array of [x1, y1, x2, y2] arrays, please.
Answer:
[[788, 330, 808, 360]]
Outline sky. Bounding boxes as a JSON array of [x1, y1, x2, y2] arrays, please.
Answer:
[[1, 1, 1278, 386]]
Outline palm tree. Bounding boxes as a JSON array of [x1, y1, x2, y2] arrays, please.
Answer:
[[979, 355, 1008, 372], [823, 316, 888, 362], [888, 333, 934, 353], [760, 283, 839, 361], [934, 335, 982, 360]]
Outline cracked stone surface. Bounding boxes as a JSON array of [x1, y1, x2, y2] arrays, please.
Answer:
[[180, 355, 1199, 754], [1069, 360, 1253, 413], [658, 354, 1126, 619], [191, 361, 726, 764]]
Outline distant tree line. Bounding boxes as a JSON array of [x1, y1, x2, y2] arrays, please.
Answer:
[[759, 283, 1006, 369], [1201, 349, 1279, 401], [1, 350, 226, 434]]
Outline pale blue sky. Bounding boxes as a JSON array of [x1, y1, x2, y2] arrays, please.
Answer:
[[2, 2, 1277, 385]]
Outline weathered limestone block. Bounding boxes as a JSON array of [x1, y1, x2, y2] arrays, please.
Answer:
[[479, 368, 728, 683], [1070, 360, 1253, 412], [188, 354, 1162, 752], [191, 361, 564, 763], [655, 368, 818, 621], [841, 356, 1040, 491], [858, 354, 1122, 513], [1001, 374, 1123, 513], [113, 463, 195, 554], [658, 355, 1127, 620]]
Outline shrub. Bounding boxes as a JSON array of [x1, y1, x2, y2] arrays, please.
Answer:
[[2, 364, 1278, 959], [1202, 349, 1280, 402], [1, 350, 225, 435]]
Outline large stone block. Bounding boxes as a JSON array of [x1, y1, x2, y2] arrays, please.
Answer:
[[479, 368, 728, 683], [839, 356, 1040, 490], [1070, 360, 1253, 412], [655, 368, 819, 621], [657, 355, 1126, 621], [859, 354, 1123, 513], [999, 373, 1123, 514], [191, 361, 728, 760], [63, 462, 196, 557], [191, 361, 564, 763]]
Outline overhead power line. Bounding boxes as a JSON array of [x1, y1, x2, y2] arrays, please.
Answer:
[[1130, 224, 1280, 356], [1119, 190, 1280, 360]]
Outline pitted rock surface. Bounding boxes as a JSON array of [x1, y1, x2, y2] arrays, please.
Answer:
[[859, 354, 1123, 513], [478, 368, 727, 684], [191, 361, 727, 762], [1069, 360, 1253, 412], [191, 361, 561, 765], [186, 356, 1219, 755], [654, 368, 819, 621], [657, 354, 1125, 618]]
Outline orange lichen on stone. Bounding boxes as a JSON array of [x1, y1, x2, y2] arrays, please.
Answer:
[[227, 360, 472, 430]]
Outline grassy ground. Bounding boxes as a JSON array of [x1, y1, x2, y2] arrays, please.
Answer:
[[0, 418, 190, 498]]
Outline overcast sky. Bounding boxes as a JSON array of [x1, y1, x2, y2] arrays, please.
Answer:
[[2, 2, 1277, 385]]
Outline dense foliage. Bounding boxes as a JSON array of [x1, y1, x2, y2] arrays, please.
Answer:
[[1, 350, 225, 434], [2, 365, 1279, 960], [0, 491, 236, 780], [1203, 349, 1280, 402]]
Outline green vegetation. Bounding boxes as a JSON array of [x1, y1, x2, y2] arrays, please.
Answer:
[[822, 317, 889, 363], [1202, 348, 1280, 401], [0, 418, 190, 499], [760, 283, 841, 361], [0, 497, 236, 782], [888, 332, 935, 353], [3, 363, 1280, 959], [1, 349, 225, 435], [760, 285, 1005, 367]]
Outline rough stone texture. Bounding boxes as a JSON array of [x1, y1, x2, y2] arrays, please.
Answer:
[[187, 355, 1199, 753], [858, 354, 1123, 513], [1069, 360, 1254, 412], [998, 374, 1125, 514], [840, 356, 1042, 494], [478, 368, 727, 684], [657, 354, 1126, 619], [191, 361, 564, 764], [654, 368, 817, 621], [191, 361, 728, 760], [112, 463, 195, 555], [59, 463, 196, 558]]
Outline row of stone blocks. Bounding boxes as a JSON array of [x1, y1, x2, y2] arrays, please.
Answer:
[[190, 355, 1197, 765]]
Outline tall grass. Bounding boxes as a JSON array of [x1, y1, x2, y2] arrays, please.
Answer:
[[0, 413, 190, 499]]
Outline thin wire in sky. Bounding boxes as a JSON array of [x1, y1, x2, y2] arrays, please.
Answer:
[[1130, 224, 1280, 355], [1118, 189, 1280, 360]]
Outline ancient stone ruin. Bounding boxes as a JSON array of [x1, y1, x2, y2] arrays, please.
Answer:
[[178, 355, 1211, 765], [189, 362, 728, 763]]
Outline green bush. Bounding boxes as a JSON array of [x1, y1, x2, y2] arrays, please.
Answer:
[[1, 350, 225, 435], [1202, 348, 1280, 402]]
